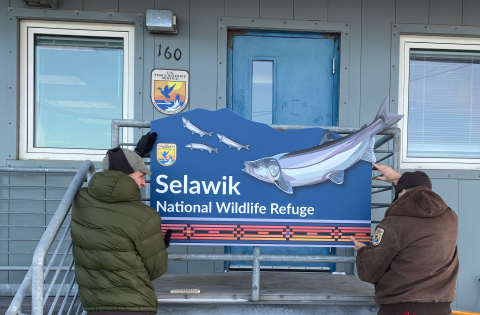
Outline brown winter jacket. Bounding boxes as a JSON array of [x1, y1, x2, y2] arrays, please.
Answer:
[[356, 186, 459, 305]]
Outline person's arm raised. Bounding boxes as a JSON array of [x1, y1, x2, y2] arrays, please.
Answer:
[[372, 163, 401, 186], [134, 132, 157, 158]]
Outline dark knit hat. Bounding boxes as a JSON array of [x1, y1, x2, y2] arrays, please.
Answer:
[[101, 147, 151, 175], [394, 171, 432, 200]]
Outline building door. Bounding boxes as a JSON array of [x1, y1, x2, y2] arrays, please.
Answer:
[[227, 30, 340, 270], [457, 180, 480, 312]]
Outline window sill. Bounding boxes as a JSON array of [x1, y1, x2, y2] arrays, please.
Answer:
[[400, 168, 480, 180], [6, 159, 102, 170]]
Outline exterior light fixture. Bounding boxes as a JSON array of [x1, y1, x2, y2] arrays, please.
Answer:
[[145, 9, 177, 35]]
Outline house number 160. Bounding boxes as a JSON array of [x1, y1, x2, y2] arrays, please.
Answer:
[[158, 45, 182, 61]]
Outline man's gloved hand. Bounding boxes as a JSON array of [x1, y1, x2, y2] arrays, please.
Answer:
[[164, 229, 172, 249], [134, 132, 157, 158]]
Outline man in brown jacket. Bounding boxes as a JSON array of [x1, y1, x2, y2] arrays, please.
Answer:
[[351, 163, 459, 315]]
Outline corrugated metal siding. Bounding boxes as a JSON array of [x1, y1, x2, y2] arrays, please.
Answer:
[[0, 171, 75, 284], [0, 0, 9, 285], [0, 0, 7, 170]]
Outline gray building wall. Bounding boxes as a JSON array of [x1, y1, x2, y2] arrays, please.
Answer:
[[1, 0, 479, 311]]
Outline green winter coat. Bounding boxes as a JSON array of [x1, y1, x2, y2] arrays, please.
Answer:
[[71, 170, 167, 312]]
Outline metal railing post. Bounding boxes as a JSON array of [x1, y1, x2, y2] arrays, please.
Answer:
[[6, 267, 32, 315], [252, 246, 260, 302], [31, 264, 44, 315], [353, 251, 358, 277], [111, 120, 120, 149], [392, 128, 401, 200], [392, 128, 401, 172]]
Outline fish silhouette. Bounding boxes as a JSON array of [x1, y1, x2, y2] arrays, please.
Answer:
[[158, 84, 176, 99], [217, 134, 250, 151], [182, 117, 213, 137], [186, 143, 219, 154]]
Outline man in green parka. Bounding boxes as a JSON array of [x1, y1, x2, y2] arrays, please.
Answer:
[[71, 133, 170, 315]]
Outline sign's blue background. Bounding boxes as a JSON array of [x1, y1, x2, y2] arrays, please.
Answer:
[[150, 109, 371, 222]]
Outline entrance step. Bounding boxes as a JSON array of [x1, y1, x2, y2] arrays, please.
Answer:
[[156, 302, 379, 315], [153, 272, 377, 315]]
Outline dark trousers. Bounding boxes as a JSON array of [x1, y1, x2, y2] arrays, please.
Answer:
[[378, 302, 452, 315]]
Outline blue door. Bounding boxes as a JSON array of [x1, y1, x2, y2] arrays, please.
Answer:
[[227, 30, 340, 270]]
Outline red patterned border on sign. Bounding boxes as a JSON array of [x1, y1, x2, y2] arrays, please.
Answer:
[[162, 223, 370, 242]]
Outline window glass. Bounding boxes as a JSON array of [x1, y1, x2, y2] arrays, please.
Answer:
[[408, 49, 480, 158], [251, 61, 273, 124], [34, 35, 124, 150]]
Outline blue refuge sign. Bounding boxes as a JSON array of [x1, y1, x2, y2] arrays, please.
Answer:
[[150, 102, 400, 246]]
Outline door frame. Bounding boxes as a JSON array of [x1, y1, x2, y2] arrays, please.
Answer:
[[217, 17, 350, 125]]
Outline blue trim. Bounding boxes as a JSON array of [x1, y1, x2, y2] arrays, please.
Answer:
[[232, 29, 339, 39], [227, 45, 233, 110], [330, 247, 337, 272], [332, 36, 340, 126]]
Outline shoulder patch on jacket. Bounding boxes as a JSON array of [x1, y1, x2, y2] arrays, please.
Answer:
[[372, 227, 385, 246]]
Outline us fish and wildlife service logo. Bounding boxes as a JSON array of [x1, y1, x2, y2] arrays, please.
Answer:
[[372, 227, 385, 246], [157, 143, 176, 167], [151, 69, 189, 115]]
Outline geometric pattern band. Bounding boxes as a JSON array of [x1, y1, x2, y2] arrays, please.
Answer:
[[162, 223, 371, 243]]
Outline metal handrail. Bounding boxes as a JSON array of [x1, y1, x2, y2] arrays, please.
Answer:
[[6, 160, 96, 315], [169, 253, 356, 263], [0, 167, 79, 173]]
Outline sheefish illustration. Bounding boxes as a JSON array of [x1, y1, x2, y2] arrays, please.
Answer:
[[242, 97, 403, 194], [186, 143, 219, 154], [182, 117, 213, 137], [217, 134, 250, 151]]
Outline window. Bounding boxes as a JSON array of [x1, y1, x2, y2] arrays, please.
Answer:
[[399, 35, 480, 170], [20, 21, 134, 161], [251, 61, 273, 124]]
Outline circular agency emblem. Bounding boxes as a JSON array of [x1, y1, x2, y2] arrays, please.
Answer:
[[157, 143, 176, 167], [151, 69, 189, 115]]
